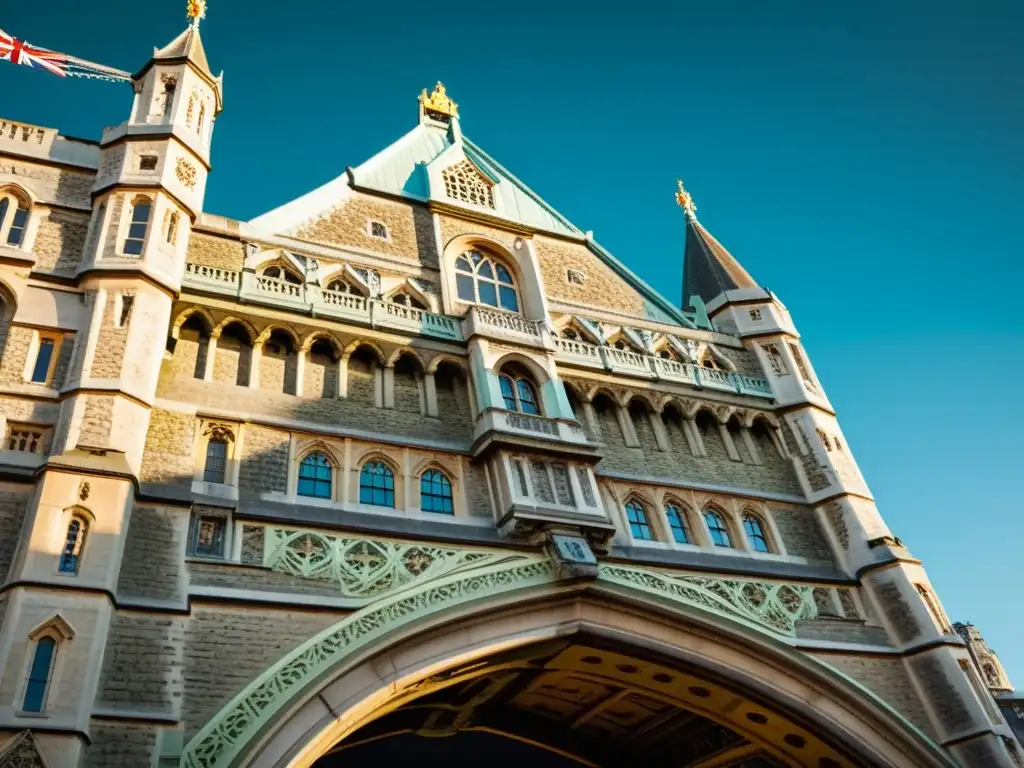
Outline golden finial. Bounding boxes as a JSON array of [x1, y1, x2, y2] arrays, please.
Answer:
[[187, 0, 207, 28], [419, 82, 459, 120], [675, 179, 697, 218]]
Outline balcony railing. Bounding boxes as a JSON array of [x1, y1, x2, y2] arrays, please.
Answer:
[[181, 264, 464, 342], [555, 338, 773, 399], [463, 306, 552, 349]]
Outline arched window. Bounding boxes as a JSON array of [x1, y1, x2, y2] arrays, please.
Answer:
[[455, 250, 519, 312], [122, 197, 152, 255], [625, 500, 653, 540], [262, 265, 302, 285], [700, 353, 720, 370], [742, 513, 771, 553], [0, 192, 29, 246], [390, 292, 426, 310], [326, 278, 355, 293], [705, 509, 733, 548], [665, 504, 691, 544], [204, 438, 228, 483], [360, 461, 395, 507], [22, 636, 56, 713], [420, 469, 454, 514], [297, 452, 332, 499], [165, 211, 179, 246], [498, 370, 540, 415], [59, 516, 87, 574]]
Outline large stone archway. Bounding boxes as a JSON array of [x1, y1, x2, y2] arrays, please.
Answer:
[[181, 555, 955, 768]]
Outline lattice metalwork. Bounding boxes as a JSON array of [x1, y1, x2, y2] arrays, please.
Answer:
[[264, 528, 492, 599], [442, 160, 494, 208]]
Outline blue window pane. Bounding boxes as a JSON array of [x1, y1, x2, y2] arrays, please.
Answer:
[[478, 260, 494, 279], [499, 375, 517, 410], [204, 439, 227, 484], [456, 273, 475, 302], [132, 203, 152, 224], [626, 501, 653, 540], [59, 519, 83, 573], [298, 452, 332, 499], [128, 222, 148, 240], [495, 265, 514, 284], [470, 250, 483, 265], [478, 280, 498, 307], [499, 286, 519, 312], [666, 506, 690, 544], [360, 461, 395, 507], [744, 516, 770, 553], [30, 339, 55, 384], [517, 380, 539, 415], [455, 256, 472, 272], [7, 206, 27, 246], [705, 512, 733, 548], [0, 199, 8, 227], [421, 470, 453, 514], [123, 238, 144, 255], [23, 637, 56, 713]]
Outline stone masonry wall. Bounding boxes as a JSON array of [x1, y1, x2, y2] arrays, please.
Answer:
[[238, 426, 289, 499], [0, 489, 29, 583], [0, 395, 60, 426], [32, 210, 89, 273], [117, 505, 189, 603], [97, 613, 186, 715], [76, 395, 114, 449], [0, 159, 94, 208], [0, 326, 33, 386], [83, 724, 159, 768], [186, 231, 246, 271], [534, 235, 649, 319], [140, 408, 197, 486], [815, 654, 935, 739], [181, 606, 343, 740], [771, 508, 835, 565], [91, 293, 128, 380], [296, 193, 439, 268]]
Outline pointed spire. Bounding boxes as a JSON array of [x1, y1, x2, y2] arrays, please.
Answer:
[[677, 181, 760, 306], [151, 25, 212, 77]]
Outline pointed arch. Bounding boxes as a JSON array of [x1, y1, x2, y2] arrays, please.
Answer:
[[29, 613, 75, 642], [171, 306, 215, 339], [386, 346, 426, 370], [254, 323, 301, 348], [299, 331, 342, 355], [212, 316, 257, 342], [426, 353, 468, 375], [342, 339, 387, 365], [295, 439, 341, 468]]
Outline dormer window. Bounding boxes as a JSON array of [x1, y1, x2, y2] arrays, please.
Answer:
[[368, 221, 389, 239], [0, 190, 30, 247], [327, 278, 356, 294], [455, 250, 519, 313], [390, 292, 426, 310], [442, 160, 495, 208], [562, 329, 578, 340], [262, 265, 302, 285]]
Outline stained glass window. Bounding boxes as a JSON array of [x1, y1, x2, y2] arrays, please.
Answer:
[[626, 500, 653, 540], [360, 461, 395, 507], [420, 470, 454, 514], [298, 452, 333, 499]]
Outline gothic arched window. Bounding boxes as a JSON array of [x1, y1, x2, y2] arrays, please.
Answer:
[[625, 500, 653, 540], [705, 509, 733, 548], [455, 250, 519, 312], [665, 504, 691, 544], [122, 196, 153, 256], [390, 292, 426, 310], [262, 265, 302, 285], [498, 369, 539, 415], [297, 452, 333, 499], [359, 460, 395, 507], [742, 513, 771, 553], [0, 191, 29, 246], [58, 516, 88, 574], [23, 637, 57, 713], [420, 469, 454, 514], [204, 438, 228, 484]]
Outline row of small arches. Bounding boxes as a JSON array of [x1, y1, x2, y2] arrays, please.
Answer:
[[623, 498, 775, 553]]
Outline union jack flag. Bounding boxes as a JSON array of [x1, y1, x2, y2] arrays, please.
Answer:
[[0, 29, 68, 77]]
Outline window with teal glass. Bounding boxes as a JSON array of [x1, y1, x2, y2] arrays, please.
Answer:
[[298, 452, 332, 499], [30, 338, 55, 384], [665, 504, 691, 544], [454, 250, 519, 312], [360, 461, 395, 507], [498, 372, 540, 415], [420, 469, 454, 514], [743, 513, 771, 553], [625, 500, 653, 540], [58, 517, 87, 574], [22, 637, 56, 713], [122, 197, 152, 256], [705, 509, 733, 548]]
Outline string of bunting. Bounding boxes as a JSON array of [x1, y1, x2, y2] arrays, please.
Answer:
[[0, 0, 207, 84]]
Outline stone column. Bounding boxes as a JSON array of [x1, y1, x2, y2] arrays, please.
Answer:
[[581, 401, 599, 439], [740, 426, 762, 465], [294, 348, 306, 397], [202, 335, 218, 381], [649, 411, 670, 452], [248, 341, 263, 389], [424, 371, 438, 417], [382, 364, 395, 409], [684, 418, 705, 456], [717, 421, 741, 461], [615, 404, 640, 447], [337, 356, 348, 399]]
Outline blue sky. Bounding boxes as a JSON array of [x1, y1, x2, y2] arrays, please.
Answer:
[[3, 1, 1022, 676]]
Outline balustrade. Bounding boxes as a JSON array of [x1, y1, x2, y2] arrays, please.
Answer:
[[183, 263, 240, 292], [5, 426, 47, 454]]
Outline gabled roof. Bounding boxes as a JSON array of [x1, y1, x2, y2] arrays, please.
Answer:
[[681, 215, 759, 306], [152, 26, 212, 76]]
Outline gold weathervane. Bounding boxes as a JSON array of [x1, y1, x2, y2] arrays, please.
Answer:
[[187, 0, 208, 28], [675, 179, 697, 217], [419, 82, 459, 119]]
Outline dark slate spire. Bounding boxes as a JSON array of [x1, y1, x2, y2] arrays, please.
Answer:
[[676, 181, 759, 307]]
